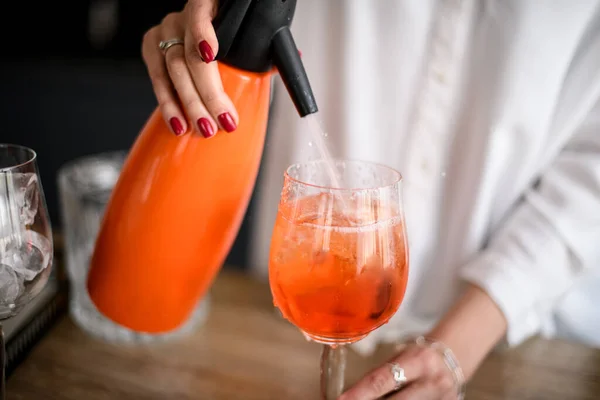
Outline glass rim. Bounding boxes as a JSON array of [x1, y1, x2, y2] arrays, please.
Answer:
[[284, 159, 402, 192], [57, 150, 127, 177], [0, 143, 37, 173]]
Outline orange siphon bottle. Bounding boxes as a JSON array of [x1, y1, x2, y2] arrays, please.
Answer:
[[87, 0, 318, 333]]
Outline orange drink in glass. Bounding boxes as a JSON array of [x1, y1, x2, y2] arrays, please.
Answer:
[[269, 160, 409, 398]]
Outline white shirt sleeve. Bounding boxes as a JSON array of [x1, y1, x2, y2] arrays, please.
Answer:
[[460, 95, 600, 346]]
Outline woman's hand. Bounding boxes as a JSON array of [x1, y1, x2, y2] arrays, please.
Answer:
[[339, 342, 459, 400], [340, 284, 508, 399], [141, 0, 239, 138]]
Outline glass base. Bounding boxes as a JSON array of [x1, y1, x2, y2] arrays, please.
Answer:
[[70, 289, 210, 344], [302, 331, 367, 346]]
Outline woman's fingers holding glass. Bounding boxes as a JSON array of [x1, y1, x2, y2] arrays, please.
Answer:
[[339, 345, 453, 400], [338, 357, 416, 399], [387, 370, 456, 400], [386, 378, 456, 400], [142, 22, 188, 136]]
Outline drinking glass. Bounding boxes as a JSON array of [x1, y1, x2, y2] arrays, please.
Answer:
[[269, 160, 409, 399], [58, 152, 210, 343], [0, 144, 53, 399]]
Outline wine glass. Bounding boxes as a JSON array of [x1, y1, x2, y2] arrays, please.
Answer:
[[269, 159, 409, 399], [0, 144, 53, 399]]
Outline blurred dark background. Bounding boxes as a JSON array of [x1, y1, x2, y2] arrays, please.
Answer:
[[0, 0, 254, 268]]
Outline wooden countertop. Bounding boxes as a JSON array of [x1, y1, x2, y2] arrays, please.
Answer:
[[7, 270, 600, 399]]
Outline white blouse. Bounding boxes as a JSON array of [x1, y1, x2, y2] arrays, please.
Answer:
[[248, 0, 600, 353]]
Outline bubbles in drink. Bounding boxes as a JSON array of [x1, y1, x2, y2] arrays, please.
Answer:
[[269, 194, 408, 344]]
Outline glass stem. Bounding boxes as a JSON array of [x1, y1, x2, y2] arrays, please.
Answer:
[[320, 344, 347, 400], [0, 323, 5, 400]]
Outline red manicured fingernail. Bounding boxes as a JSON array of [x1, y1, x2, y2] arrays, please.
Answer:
[[197, 118, 215, 138], [169, 117, 185, 136], [198, 41, 214, 63], [218, 113, 237, 132], [299, 49, 302, 58]]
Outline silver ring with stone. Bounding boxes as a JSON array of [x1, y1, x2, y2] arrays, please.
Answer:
[[389, 362, 408, 390], [158, 38, 185, 55]]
